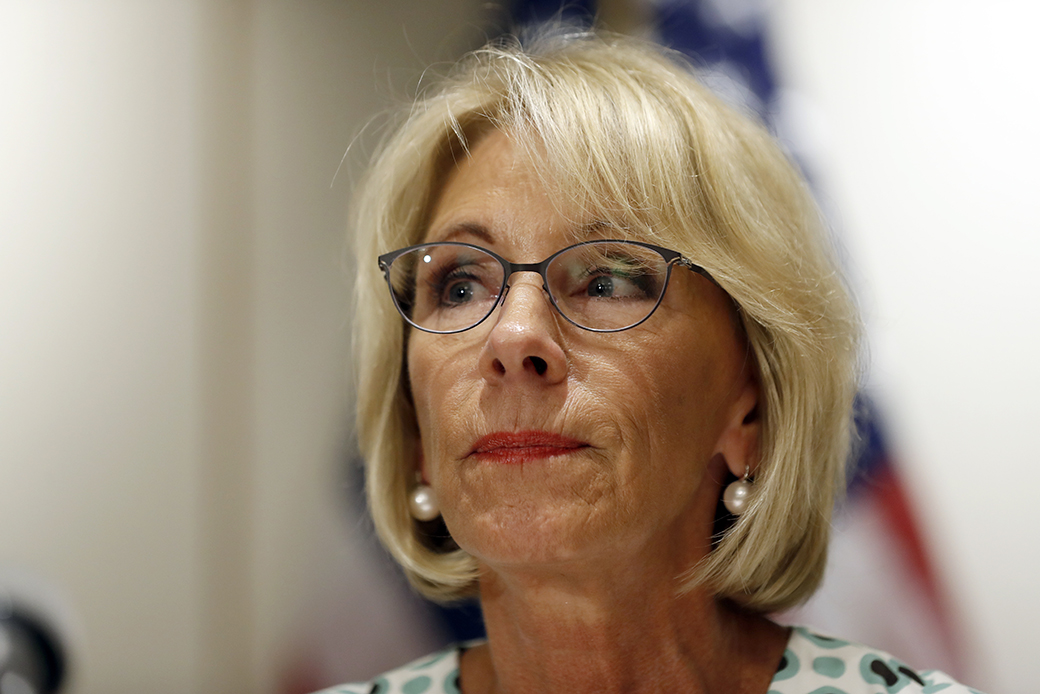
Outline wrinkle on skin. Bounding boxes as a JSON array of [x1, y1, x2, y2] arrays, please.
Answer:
[[404, 128, 784, 694], [408, 130, 753, 577]]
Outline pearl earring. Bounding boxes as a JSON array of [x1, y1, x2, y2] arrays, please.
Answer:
[[409, 483, 440, 521], [723, 465, 753, 516]]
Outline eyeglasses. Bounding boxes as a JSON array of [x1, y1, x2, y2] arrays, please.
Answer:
[[377, 239, 715, 334]]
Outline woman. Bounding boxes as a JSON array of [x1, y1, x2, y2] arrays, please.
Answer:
[[320, 28, 982, 694]]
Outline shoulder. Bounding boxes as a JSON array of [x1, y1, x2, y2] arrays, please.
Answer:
[[771, 626, 986, 694], [310, 645, 463, 694]]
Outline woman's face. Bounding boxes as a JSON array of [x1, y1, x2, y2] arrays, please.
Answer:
[[407, 130, 758, 576]]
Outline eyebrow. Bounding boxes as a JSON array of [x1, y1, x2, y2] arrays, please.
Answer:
[[580, 220, 615, 240], [431, 222, 495, 245], [431, 220, 616, 247]]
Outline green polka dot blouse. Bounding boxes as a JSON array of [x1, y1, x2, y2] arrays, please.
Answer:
[[313, 626, 984, 694]]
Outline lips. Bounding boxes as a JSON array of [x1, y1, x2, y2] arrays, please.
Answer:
[[468, 430, 589, 464]]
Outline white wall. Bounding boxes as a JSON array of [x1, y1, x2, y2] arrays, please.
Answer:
[[771, 3, 1040, 693], [0, 2, 488, 692], [0, 3, 203, 691]]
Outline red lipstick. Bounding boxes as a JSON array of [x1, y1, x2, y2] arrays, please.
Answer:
[[469, 431, 589, 464]]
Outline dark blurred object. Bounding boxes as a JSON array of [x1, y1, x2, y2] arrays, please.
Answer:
[[508, 0, 595, 26], [0, 594, 65, 694]]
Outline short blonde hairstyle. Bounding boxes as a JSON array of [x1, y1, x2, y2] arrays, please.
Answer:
[[352, 28, 860, 613]]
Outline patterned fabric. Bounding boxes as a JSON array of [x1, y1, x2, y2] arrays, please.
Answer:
[[771, 627, 981, 694], [312, 626, 983, 694], [315, 646, 462, 694]]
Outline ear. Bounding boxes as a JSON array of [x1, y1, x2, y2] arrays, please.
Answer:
[[714, 373, 761, 479]]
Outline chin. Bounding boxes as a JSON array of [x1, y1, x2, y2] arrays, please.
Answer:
[[445, 500, 636, 571]]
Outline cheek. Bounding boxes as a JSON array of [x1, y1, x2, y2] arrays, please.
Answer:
[[407, 335, 481, 470], [566, 346, 700, 481], [598, 325, 740, 487], [407, 336, 440, 453], [607, 332, 724, 428]]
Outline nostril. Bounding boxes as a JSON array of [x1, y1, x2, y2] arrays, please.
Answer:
[[492, 358, 506, 376], [527, 356, 548, 375]]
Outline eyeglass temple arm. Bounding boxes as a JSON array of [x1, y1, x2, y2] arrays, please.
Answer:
[[675, 256, 723, 290]]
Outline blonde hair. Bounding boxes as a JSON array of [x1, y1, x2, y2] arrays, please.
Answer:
[[352, 28, 861, 612]]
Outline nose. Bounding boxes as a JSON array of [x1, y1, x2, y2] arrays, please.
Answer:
[[478, 275, 568, 385]]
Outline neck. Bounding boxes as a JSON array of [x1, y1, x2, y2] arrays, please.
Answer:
[[461, 565, 787, 694]]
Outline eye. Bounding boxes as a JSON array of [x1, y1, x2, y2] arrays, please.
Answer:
[[585, 273, 617, 298], [438, 269, 489, 306], [580, 266, 655, 300], [420, 254, 500, 310]]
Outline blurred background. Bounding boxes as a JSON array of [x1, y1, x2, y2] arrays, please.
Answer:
[[1, 1, 1036, 693]]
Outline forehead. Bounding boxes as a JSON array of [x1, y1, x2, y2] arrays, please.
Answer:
[[423, 130, 616, 254], [444, 129, 537, 194], [426, 131, 548, 229]]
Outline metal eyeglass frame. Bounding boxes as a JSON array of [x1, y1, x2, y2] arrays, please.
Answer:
[[377, 239, 718, 334]]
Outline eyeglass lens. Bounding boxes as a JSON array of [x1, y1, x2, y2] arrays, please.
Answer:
[[384, 242, 672, 333]]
